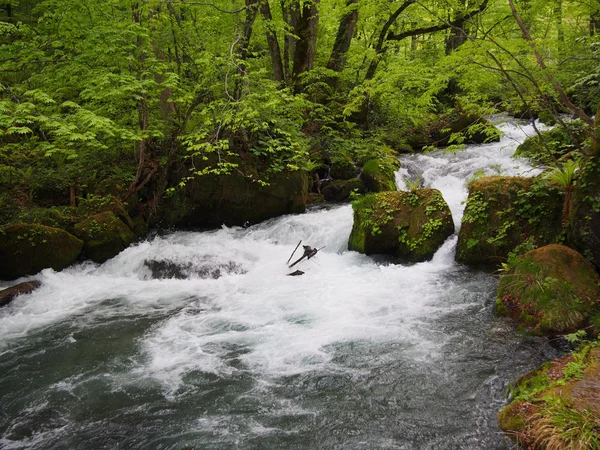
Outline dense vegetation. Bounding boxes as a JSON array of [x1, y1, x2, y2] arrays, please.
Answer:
[[1, 0, 599, 226], [2, 1, 600, 447]]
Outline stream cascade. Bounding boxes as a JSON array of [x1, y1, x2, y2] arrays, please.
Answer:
[[0, 119, 561, 450]]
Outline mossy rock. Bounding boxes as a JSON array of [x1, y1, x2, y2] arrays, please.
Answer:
[[499, 345, 600, 449], [77, 196, 135, 232], [497, 244, 600, 335], [16, 206, 78, 234], [307, 193, 325, 205], [0, 224, 83, 280], [74, 211, 136, 263], [330, 158, 360, 180], [514, 126, 582, 164], [456, 176, 563, 268], [360, 159, 398, 193], [156, 168, 309, 228], [131, 215, 148, 238], [322, 179, 366, 202], [348, 189, 454, 262]]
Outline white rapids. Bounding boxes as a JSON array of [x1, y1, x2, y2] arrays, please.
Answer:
[[0, 118, 552, 450]]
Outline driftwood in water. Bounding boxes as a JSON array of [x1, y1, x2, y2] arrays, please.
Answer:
[[286, 242, 326, 275], [287, 270, 305, 276], [289, 245, 319, 268]]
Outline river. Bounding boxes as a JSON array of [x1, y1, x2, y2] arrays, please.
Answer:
[[0, 119, 560, 449]]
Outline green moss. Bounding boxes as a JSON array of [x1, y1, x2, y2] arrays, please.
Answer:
[[495, 298, 508, 316], [16, 206, 78, 233], [0, 224, 83, 280], [499, 345, 600, 449], [360, 159, 398, 193], [78, 195, 135, 231], [74, 211, 136, 263], [497, 244, 600, 335], [457, 176, 563, 268], [349, 189, 454, 262]]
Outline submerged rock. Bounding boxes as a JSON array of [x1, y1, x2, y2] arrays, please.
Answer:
[[0, 224, 83, 280], [74, 211, 136, 263], [497, 244, 600, 335], [360, 159, 398, 193], [456, 176, 563, 268], [348, 189, 454, 262], [144, 258, 247, 279], [499, 344, 600, 449], [0, 280, 42, 307]]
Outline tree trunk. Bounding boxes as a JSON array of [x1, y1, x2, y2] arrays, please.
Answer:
[[291, 0, 320, 92], [260, 0, 285, 82], [590, 12, 600, 36], [128, 2, 151, 199], [325, 0, 358, 85]]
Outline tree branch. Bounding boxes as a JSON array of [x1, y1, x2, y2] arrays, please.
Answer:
[[507, 0, 593, 126]]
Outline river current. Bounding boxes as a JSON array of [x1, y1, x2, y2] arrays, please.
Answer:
[[0, 120, 560, 449]]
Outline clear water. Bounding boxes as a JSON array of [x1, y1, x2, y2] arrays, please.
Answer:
[[0, 119, 559, 449]]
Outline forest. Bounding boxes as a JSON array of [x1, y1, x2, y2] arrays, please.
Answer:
[[1, 0, 598, 225], [1, 0, 600, 448]]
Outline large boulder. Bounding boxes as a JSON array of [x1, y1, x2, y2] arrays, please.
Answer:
[[0, 224, 83, 280], [330, 158, 360, 180], [322, 178, 366, 202], [348, 189, 454, 262], [74, 211, 136, 263], [456, 176, 563, 268], [156, 169, 309, 228], [360, 159, 398, 193], [499, 344, 600, 449], [497, 244, 600, 335], [0, 280, 41, 307], [78, 196, 135, 232]]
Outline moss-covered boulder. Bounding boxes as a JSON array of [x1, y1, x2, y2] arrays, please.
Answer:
[[348, 189, 454, 262], [456, 176, 563, 268], [0, 224, 83, 280], [360, 159, 398, 192], [156, 169, 309, 228], [514, 126, 583, 164], [78, 196, 135, 232], [15, 206, 78, 234], [497, 245, 600, 335], [74, 211, 136, 263], [499, 344, 600, 449], [322, 178, 366, 202], [330, 158, 360, 180]]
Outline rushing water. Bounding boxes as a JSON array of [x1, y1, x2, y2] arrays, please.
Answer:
[[0, 119, 560, 449]]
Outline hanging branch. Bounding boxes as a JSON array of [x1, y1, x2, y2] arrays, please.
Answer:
[[506, 0, 593, 126]]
